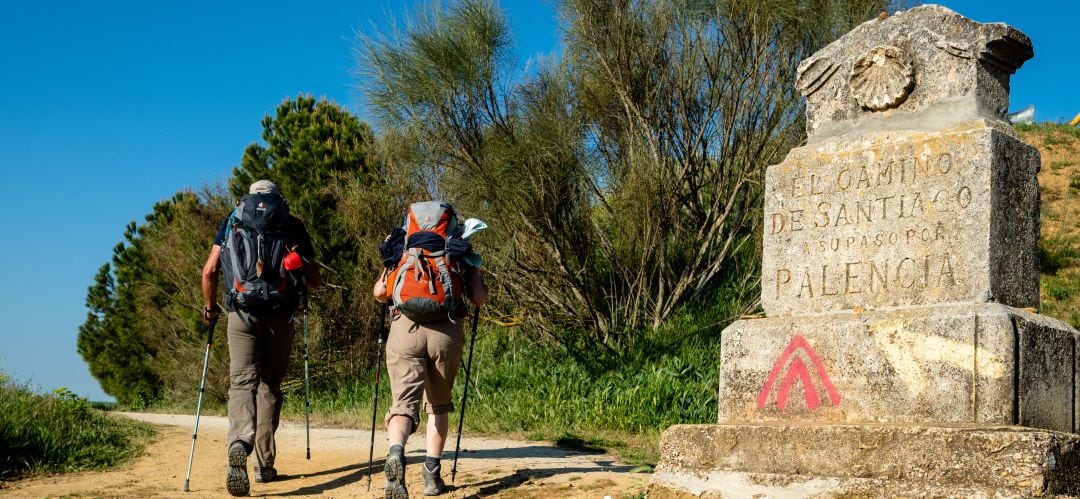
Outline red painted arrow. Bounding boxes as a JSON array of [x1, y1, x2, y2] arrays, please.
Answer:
[[756, 334, 840, 410]]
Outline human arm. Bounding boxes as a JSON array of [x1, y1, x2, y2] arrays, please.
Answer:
[[303, 258, 322, 290], [200, 245, 222, 321], [463, 266, 488, 306], [372, 268, 388, 303], [291, 218, 321, 290]]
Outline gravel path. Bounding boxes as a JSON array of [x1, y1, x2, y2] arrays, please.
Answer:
[[0, 412, 648, 498]]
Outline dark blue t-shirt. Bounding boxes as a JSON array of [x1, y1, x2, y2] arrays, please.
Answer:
[[214, 216, 316, 260]]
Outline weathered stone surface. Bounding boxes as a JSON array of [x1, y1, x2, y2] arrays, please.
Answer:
[[718, 303, 1077, 432], [797, 5, 1032, 141], [653, 424, 1080, 497], [762, 120, 1040, 316]]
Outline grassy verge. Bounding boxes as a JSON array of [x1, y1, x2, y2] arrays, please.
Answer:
[[452, 325, 720, 466], [0, 373, 156, 479], [1018, 123, 1080, 330]]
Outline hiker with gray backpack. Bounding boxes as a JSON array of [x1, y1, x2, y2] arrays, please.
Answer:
[[371, 201, 488, 498], [200, 180, 321, 496]]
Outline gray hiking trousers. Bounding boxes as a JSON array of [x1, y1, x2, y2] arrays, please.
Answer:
[[225, 309, 295, 469]]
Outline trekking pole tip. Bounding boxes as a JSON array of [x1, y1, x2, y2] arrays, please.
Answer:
[[183, 480, 189, 492], [306, 449, 311, 460]]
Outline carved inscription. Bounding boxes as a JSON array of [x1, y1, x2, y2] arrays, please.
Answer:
[[763, 136, 990, 314]]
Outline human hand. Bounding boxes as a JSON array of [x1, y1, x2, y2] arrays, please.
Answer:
[[203, 303, 222, 322]]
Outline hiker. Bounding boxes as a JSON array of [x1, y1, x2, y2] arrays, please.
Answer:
[[373, 201, 488, 498], [200, 179, 321, 497]]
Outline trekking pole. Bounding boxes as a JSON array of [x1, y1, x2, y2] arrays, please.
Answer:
[[451, 306, 481, 485], [302, 291, 312, 460], [366, 303, 388, 491], [183, 316, 217, 492]]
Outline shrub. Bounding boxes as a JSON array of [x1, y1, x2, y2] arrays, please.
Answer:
[[0, 375, 155, 478]]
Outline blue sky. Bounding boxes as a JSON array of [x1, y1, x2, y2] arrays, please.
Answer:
[[0, 1, 1074, 402]]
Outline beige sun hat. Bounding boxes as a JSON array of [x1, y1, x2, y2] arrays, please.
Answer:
[[249, 179, 280, 195]]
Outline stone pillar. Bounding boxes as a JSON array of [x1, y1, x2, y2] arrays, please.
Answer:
[[654, 5, 1080, 497]]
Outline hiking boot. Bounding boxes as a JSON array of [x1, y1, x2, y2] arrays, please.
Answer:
[[384, 449, 408, 499], [254, 466, 277, 483], [421, 463, 445, 496], [226, 441, 250, 496]]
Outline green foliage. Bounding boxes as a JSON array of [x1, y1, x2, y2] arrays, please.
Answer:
[[1022, 124, 1080, 331], [231, 94, 376, 280], [0, 376, 155, 478], [462, 321, 723, 436], [1042, 275, 1080, 302], [1038, 235, 1080, 276], [81, 97, 382, 407], [77, 228, 163, 407], [1015, 122, 1080, 147], [79, 189, 232, 407], [358, 0, 884, 346]]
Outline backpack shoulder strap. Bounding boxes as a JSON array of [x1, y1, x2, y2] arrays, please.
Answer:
[[220, 209, 239, 247]]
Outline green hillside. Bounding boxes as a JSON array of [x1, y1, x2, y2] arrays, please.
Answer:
[[1018, 123, 1080, 328]]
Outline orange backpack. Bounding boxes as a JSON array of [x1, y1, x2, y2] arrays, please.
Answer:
[[385, 201, 466, 322]]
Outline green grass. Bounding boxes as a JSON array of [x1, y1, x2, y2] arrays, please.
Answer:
[[1037, 234, 1080, 275], [0, 374, 156, 479], [460, 329, 720, 433], [1042, 275, 1080, 302], [1016, 123, 1080, 147], [1051, 160, 1073, 171]]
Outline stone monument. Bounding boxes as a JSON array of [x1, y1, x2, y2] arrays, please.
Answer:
[[653, 5, 1080, 496]]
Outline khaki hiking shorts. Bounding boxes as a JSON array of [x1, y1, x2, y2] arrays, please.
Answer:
[[384, 313, 465, 432]]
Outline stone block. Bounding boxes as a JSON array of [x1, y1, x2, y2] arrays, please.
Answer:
[[796, 5, 1032, 141], [653, 423, 1080, 497], [718, 303, 1077, 432], [761, 121, 1039, 316]]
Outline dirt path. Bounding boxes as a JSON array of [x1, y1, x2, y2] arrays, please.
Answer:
[[1, 412, 649, 498]]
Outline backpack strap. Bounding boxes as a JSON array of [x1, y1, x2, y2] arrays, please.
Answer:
[[431, 252, 458, 324], [391, 248, 421, 310], [227, 227, 255, 282]]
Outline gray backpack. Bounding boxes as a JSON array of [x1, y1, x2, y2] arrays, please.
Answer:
[[220, 193, 300, 312]]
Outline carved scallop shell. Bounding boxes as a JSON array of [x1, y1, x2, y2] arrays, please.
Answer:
[[849, 45, 915, 111]]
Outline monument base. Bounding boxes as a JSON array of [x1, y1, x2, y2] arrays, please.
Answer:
[[720, 303, 1079, 432], [651, 423, 1080, 497]]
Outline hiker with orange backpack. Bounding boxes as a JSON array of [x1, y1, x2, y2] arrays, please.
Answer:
[[372, 201, 488, 498], [200, 180, 321, 496]]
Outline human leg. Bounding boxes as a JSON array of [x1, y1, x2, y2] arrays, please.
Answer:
[[226, 311, 261, 496], [384, 417, 411, 499], [253, 310, 294, 477], [385, 316, 428, 441], [387, 414, 413, 447], [420, 321, 464, 496], [425, 413, 449, 457], [421, 413, 449, 496], [384, 316, 429, 498]]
